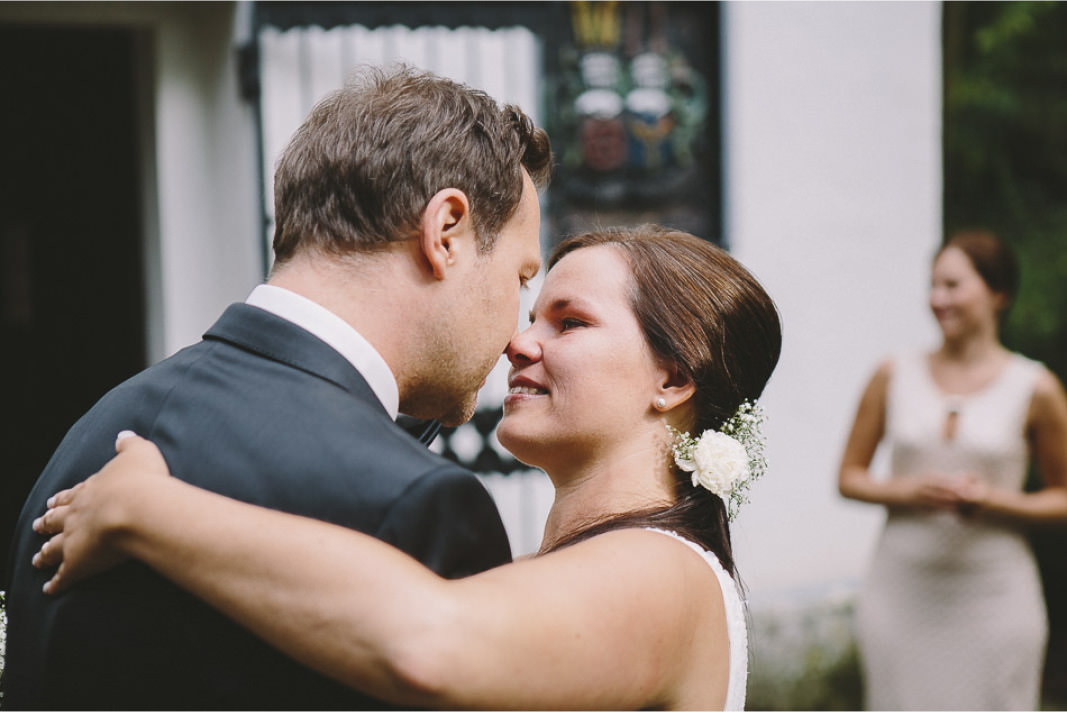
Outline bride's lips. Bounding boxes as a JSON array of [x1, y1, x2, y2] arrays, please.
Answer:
[[504, 374, 548, 404]]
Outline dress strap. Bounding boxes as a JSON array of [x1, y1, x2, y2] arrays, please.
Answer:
[[642, 528, 749, 711]]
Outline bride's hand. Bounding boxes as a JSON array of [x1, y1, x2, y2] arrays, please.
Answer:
[[32, 432, 172, 594]]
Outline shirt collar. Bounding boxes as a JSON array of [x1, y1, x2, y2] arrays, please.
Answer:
[[245, 284, 399, 420]]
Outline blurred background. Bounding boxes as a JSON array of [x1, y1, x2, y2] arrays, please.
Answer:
[[1, 2, 1065, 708]]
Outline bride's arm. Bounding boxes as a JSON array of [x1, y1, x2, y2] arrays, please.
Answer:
[[35, 436, 714, 710]]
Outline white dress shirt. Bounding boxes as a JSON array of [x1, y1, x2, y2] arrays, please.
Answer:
[[245, 284, 399, 420]]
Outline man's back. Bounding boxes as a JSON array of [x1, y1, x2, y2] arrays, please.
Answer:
[[3, 305, 511, 709]]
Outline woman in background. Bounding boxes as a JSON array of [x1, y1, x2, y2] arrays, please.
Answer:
[[839, 229, 1067, 710]]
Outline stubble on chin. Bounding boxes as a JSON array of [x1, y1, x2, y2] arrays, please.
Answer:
[[399, 390, 478, 428], [398, 369, 484, 428], [435, 395, 479, 428], [401, 324, 499, 427]]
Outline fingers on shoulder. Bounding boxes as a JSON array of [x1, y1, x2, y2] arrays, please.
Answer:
[[34, 504, 68, 535], [50, 481, 83, 508], [34, 532, 65, 568]]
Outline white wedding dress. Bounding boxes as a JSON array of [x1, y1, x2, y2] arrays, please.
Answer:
[[646, 528, 748, 711]]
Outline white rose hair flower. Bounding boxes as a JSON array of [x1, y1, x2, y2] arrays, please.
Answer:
[[669, 400, 768, 520]]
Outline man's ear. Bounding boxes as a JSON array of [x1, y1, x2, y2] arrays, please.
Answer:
[[419, 188, 472, 280]]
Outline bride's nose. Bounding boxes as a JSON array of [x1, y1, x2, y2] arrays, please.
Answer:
[[506, 325, 542, 365]]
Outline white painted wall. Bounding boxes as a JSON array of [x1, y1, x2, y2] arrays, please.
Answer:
[[0, 2, 262, 362], [722, 1, 943, 597], [149, 4, 262, 360]]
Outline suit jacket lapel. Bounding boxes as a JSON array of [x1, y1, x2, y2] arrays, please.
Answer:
[[203, 303, 388, 417]]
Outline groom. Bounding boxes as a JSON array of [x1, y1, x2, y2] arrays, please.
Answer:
[[3, 66, 551, 709]]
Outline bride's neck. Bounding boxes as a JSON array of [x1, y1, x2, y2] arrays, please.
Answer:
[[538, 442, 676, 554]]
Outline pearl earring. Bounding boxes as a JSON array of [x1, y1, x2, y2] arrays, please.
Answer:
[[655, 397, 667, 409]]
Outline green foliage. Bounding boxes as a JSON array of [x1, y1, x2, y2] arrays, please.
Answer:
[[944, 1, 1067, 377], [746, 594, 862, 711]]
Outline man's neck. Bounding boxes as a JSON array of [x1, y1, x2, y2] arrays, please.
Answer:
[[267, 250, 424, 387]]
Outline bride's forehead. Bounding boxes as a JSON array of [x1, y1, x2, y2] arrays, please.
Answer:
[[534, 272, 631, 315], [547, 246, 631, 283], [553, 247, 627, 281]]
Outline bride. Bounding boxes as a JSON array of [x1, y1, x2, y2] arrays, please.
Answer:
[[33, 225, 781, 710]]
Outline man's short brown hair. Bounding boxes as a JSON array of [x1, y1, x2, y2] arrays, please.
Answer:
[[272, 65, 552, 263]]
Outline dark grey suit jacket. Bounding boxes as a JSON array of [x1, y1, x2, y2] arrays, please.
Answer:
[[3, 303, 512, 710]]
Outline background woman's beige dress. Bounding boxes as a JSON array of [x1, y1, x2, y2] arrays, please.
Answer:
[[856, 351, 1048, 710]]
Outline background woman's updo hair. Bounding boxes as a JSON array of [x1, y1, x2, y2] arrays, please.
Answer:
[[940, 229, 1020, 315], [544, 225, 782, 574]]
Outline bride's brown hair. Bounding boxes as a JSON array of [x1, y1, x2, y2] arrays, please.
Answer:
[[541, 226, 782, 576]]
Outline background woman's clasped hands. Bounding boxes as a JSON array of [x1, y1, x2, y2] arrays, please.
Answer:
[[906, 472, 989, 516]]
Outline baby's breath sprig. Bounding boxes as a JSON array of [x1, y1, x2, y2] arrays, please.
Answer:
[[668, 400, 768, 520]]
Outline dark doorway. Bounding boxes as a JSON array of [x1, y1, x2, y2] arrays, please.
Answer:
[[0, 25, 146, 580]]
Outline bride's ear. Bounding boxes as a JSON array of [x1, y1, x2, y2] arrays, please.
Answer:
[[652, 364, 696, 412]]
